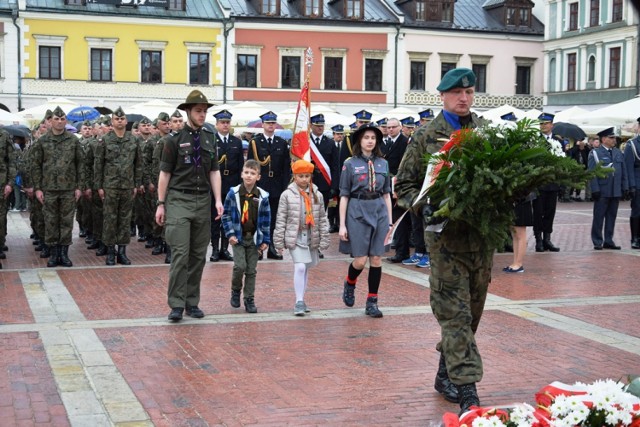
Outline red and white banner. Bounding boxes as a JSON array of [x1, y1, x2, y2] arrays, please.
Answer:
[[290, 81, 311, 162]]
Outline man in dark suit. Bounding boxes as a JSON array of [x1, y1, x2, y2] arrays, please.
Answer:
[[383, 118, 411, 263], [589, 127, 628, 250], [328, 124, 345, 233], [247, 111, 290, 260], [309, 114, 339, 210], [210, 109, 243, 262]]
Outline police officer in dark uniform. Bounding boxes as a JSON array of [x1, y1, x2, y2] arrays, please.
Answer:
[[210, 109, 243, 262], [329, 124, 346, 233], [418, 109, 435, 127], [308, 114, 340, 210], [156, 90, 223, 321], [247, 111, 290, 260], [400, 116, 417, 139], [624, 117, 640, 249]]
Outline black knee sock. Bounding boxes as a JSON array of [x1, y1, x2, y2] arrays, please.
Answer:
[[368, 266, 382, 295], [346, 263, 363, 285]]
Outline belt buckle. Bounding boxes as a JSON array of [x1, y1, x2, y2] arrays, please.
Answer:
[[268, 171, 274, 177], [223, 170, 229, 176]]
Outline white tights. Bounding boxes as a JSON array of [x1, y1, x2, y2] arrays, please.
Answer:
[[294, 262, 309, 302]]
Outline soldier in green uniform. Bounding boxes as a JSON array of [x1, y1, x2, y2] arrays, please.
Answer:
[[86, 118, 108, 255], [0, 128, 16, 268], [395, 68, 491, 415], [31, 106, 84, 268], [136, 117, 154, 243], [77, 120, 94, 240], [94, 107, 143, 266], [156, 90, 223, 322], [170, 109, 184, 131]]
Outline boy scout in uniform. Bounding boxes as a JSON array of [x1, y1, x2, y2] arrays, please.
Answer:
[[395, 68, 491, 415], [32, 106, 84, 267], [156, 90, 223, 322], [94, 107, 143, 266]]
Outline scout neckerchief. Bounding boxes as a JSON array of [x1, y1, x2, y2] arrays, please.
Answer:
[[366, 156, 376, 192], [241, 189, 254, 224], [299, 187, 315, 227]]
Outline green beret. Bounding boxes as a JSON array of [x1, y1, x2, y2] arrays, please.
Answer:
[[171, 109, 182, 118], [113, 106, 126, 118], [157, 112, 170, 122], [139, 117, 152, 125], [437, 68, 476, 92], [44, 109, 53, 120], [52, 106, 66, 118]]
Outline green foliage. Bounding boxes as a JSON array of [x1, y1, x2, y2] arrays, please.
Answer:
[[424, 120, 609, 249]]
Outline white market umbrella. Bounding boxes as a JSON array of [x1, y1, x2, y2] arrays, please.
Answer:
[[17, 97, 79, 123], [571, 95, 640, 128], [553, 106, 590, 123], [478, 104, 525, 122], [0, 109, 30, 127], [126, 99, 180, 121], [278, 105, 352, 130], [206, 101, 267, 127]]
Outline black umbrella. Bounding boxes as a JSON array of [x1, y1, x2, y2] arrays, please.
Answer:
[[1, 124, 31, 139], [552, 122, 587, 140], [95, 106, 113, 115], [125, 114, 146, 131]]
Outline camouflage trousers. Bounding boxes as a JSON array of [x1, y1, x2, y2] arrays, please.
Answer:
[[43, 190, 77, 246], [144, 189, 156, 238], [429, 249, 494, 385], [0, 194, 7, 246], [102, 188, 134, 246], [91, 192, 104, 241], [76, 194, 92, 233], [30, 197, 45, 240]]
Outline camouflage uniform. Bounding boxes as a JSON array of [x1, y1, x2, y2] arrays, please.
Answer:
[[77, 135, 94, 237], [395, 111, 493, 385], [140, 134, 157, 244], [150, 133, 169, 246], [86, 136, 105, 251], [31, 129, 84, 253], [0, 130, 17, 261]]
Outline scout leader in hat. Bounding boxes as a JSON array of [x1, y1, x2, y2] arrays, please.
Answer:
[[338, 109, 374, 168]]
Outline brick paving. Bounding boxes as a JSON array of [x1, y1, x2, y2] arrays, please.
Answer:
[[0, 202, 639, 426]]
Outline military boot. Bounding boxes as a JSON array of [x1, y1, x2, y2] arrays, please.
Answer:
[[46, 245, 59, 268], [458, 383, 480, 415], [151, 238, 164, 255], [209, 239, 220, 262], [219, 238, 233, 261], [137, 225, 146, 242], [95, 241, 108, 256], [631, 217, 640, 249], [145, 236, 155, 249], [58, 245, 73, 268], [164, 245, 171, 264], [40, 244, 50, 258], [117, 245, 131, 265], [365, 296, 383, 318], [543, 232, 560, 252], [79, 227, 87, 238], [534, 232, 544, 252], [434, 354, 459, 403], [87, 238, 100, 250], [130, 222, 136, 237], [230, 290, 241, 308], [244, 297, 258, 313], [84, 232, 94, 245], [106, 246, 116, 266]]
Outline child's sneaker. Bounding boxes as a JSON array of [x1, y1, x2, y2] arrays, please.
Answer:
[[294, 301, 305, 316], [402, 253, 422, 265], [416, 254, 430, 268]]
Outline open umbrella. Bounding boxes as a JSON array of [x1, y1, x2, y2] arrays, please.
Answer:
[[1, 124, 31, 139], [67, 106, 101, 122], [94, 106, 113, 115], [552, 122, 587, 140]]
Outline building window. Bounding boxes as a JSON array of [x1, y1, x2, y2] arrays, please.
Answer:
[[410, 61, 426, 91], [416, 0, 426, 21], [587, 55, 596, 81], [569, 3, 579, 30], [281, 56, 301, 89], [237, 54, 257, 88], [472, 64, 487, 93], [609, 47, 620, 88], [442, 2, 453, 22], [305, 0, 322, 16], [91, 48, 112, 82], [65, 0, 84, 4], [262, 0, 278, 15], [141, 51, 162, 83], [590, 0, 599, 26], [506, 7, 530, 26], [167, 0, 186, 10], [189, 52, 209, 85], [441, 62, 456, 78], [324, 57, 343, 90], [567, 53, 577, 91], [365, 59, 382, 91], [345, 0, 363, 19], [549, 58, 556, 92], [612, 0, 622, 22], [424, 0, 454, 22], [515, 65, 531, 94], [39, 46, 61, 80]]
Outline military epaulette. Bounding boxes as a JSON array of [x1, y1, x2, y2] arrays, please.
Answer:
[[202, 127, 213, 134]]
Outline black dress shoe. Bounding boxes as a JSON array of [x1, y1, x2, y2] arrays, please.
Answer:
[[185, 305, 205, 318], [318, 250, 324, 259], [386, 254, 406, 263], [594, 245, 603, 250], [603, 242, 621, 250], [168, 307, 184, 321], [209, 249, 220, 262], [218, 249, 233, 261], [267, 245, 283, 260]]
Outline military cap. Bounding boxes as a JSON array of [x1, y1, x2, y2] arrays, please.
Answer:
[[437, 68, 476, 92], [155, 112, 169, 122], [101, 116, 112, 126], [213, 109, 233, 121], [44, 109, 53, 120], [597, 127, 616, 138], [52, 106, 66, 118], [310, 114, 325, 125], [376, 118, 388, 127], [177, 90, 214, 110], [400, 116, 416, 127], [112, 106, 126, 118], [171, 109, 182, 118], [419, 109, 434, 120], [538, 112, 555, 123], [349, 122, 358, 130], [139, 116, 152, 125], [500, 112, 518, 122], [331, 124, 345, 134], [260, 111, 278, 123], [132, 121, 139, 130], [81, 120, 92, 128], [152, 118, 158, 127], [353, 109, 372, 122]]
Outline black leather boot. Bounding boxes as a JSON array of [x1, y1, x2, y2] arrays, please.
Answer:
[[117, 245, 131, 265], [244, 297, 258, 313], [434, 354, 459, 403], [209, 239, 220, 262], [631, 217, 640, 249], [79, 227, 87, 238], [267, 243, 283, 260], [106, 246, 116, 266], [543, 233, 560, 252], [40, 244, 50, 258], [151, 238, 164, 255], [46, 245, 59, 267], [230, 290, 241, 308], [58, 245, 73, 267], [95, 241, 108, 256], [458, 383, 480, 415], [130, 222, 136, 237], [85, 233, 94, 245], [219, 238, 233, 261], [145, 236, 155, 249], [87, 238, 100, 250], [534, 232, 544, 252], [164, 245, 171, 264]]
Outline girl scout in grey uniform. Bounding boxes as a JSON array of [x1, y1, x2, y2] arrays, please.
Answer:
[[338, 123, 393, 318]]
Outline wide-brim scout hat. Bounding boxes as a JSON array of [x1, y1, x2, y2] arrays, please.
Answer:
[[352, 122, 383, 145], [178, 90, 215, 110]]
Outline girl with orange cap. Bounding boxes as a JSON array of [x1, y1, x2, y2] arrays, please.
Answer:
[[273, 159, 330, 315]]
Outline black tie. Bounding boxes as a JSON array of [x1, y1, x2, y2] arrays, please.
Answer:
[[223, 136, 228, 145], [386, 138, 392, 146], [316, 137, 321, 146], [267, 137, 272, 145]]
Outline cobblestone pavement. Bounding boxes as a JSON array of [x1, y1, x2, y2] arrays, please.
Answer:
[[1, 201, 639, 426]]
